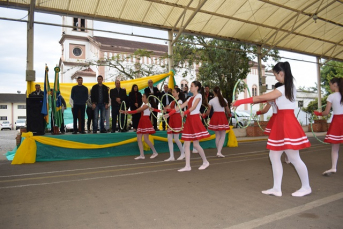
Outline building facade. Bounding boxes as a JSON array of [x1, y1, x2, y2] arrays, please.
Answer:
[[0, 94, 26, 129]]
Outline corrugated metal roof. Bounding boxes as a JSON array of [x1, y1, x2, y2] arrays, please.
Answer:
[[1, 0, 342, 61]]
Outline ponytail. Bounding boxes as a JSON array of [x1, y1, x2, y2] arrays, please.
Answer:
[[273, 61, 294, 101], [213, 86, 227, 107], [200, 86, 209, 107], [330, 77, 343, 104]]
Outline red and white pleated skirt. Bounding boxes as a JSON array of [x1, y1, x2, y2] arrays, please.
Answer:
[[324, 114, 343, 144], [181, 114, 210, 141], [167, 113, 183, 134], [264, 113, 277, 135], [267, 110, 310, 151], [208, 112, 230, 131], [137, 115, 155, 134]]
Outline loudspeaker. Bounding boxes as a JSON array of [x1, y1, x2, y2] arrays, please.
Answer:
[[26, 97, 45, 135]]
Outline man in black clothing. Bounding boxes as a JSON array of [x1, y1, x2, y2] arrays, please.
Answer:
[[30, 84, 44, 97], [91, 75, 109, 133], [110, 80, 127, 132], [60, 96, 67, 134], [71, 77, 88, 134], [161, 84, 172, 131], [144, 79, 161, 131]]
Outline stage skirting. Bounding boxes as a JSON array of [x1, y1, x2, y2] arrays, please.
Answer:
[[7, 128, 238, 164]]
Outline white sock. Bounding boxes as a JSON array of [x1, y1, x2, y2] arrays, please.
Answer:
[[269, 150, 283, 192], [167, 134, 175, 159], [285, 149, 311, 190]]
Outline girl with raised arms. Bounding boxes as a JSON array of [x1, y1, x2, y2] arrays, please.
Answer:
[[120, 93, 158, 160], [232, 62, 312, 197], [164, 81, 210, 172], [314, 77, 343, 176]]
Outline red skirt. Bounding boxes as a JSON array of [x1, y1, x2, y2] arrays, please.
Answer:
[[181, 114, 210, 141], [137, 115, 155, 134], [264, 113, 277, 135], [167, 113, 183, 134], [208, 112, 230, 131], [267, 110, 310, 151], [324, 114, 343, 144]]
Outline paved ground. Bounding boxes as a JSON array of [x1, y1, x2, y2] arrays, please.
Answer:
[[0, 130, 342, 229]]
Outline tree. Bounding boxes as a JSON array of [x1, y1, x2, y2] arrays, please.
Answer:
[[172, 35, 280, 103]]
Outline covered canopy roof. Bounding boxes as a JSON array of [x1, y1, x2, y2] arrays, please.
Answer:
[[1, 0, 343, 61]]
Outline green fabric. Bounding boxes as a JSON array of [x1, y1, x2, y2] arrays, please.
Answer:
[[8, 130, 223, 162]]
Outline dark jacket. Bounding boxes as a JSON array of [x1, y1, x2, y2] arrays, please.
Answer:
[[91, 84, 109, 104], [128, 91, 143, 110], [206, 92, 214, 102], [161, 91, 173, 107], [29, 90, 44, 97], [110, 88, 127, 107], [71, 85, 88, 105], [144, 87, 161, 108]]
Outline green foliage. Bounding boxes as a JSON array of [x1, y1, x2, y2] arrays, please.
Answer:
[[172, 35, 281, 103], [320, 61, 343, 95]]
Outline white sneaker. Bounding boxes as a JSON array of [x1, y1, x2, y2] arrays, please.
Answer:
[[134, 156, 145, 160], [150, 153, 158, 159], [261, 189, 282, 197], [164, 157, 175, 161], [198, 162, 210, 170], [177, 155, 185, 160], [292, 188, 312, 197], [178, 167, 191, 172]]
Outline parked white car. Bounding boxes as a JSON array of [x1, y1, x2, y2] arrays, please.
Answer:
[[14, 119, 26, 130], [231, 111, 251, 128], [0, 121, 12, 130]]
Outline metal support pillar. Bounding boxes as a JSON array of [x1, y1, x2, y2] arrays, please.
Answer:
[[26, 0, 36, 97], [316, 56, 322, 118], [257, 45, 263, 121], [168, 30, 173, 72]]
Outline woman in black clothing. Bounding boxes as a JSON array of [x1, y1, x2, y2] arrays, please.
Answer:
[[128, 84, 142, 131]]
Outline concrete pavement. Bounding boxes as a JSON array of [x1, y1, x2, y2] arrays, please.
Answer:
[[0, 132, 342, 229]]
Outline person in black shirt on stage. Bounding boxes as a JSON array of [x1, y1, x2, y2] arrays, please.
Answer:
[[110, 80, 127, 132], [91, 75, 109, 133], [144, 80, 161, 131], [128, 84, 142, 132], [30, 84, 44, 97], [71, 77, 88, 134]]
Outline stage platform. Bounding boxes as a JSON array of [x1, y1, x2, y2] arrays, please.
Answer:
[[7, 129, 237, 164]]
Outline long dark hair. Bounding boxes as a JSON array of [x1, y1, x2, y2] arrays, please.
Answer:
[[330, 77, 343, 104], [174, 88, 185, 102], [213, 86, 227, 107], [131, 84, 138, 93], [273, 62, 294, 101], [274, 82, 283, 88]]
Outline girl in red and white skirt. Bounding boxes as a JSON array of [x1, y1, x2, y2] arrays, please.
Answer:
[[204, 86, 231, 158], [233, 62, 311, 197], [314, 77, 343, 176], [165, 81, 210, 172], [163, 88, 185, 161], [120, 93, 158, 160]]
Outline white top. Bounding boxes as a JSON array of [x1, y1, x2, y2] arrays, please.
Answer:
[[268, 101, 278, 114], [186, 94, 202, 115], [209, 97, 227, 112], [275, 85, 297, 110], [176, 100, 183, 113], [142, 102, 151, 116], [327, 92, 343, 115]]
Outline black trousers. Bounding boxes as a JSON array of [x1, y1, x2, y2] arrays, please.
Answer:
[[150, 111, 157, 129], [73, 104, 85, 132], [112, 106, 125, 131], [86, 107, 94, 131]]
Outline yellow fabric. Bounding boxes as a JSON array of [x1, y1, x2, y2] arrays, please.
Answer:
[[12, 132, 37, 165], [168, 74, 175, 90], [26, 81, 35, 98], [227, 126, 238, 147], [38, 71, 174, 106]]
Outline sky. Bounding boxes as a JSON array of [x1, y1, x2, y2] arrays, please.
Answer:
[[0, 7, 319, 94]]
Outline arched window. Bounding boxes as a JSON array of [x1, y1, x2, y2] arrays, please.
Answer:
[[252, 85, 257, 96]]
